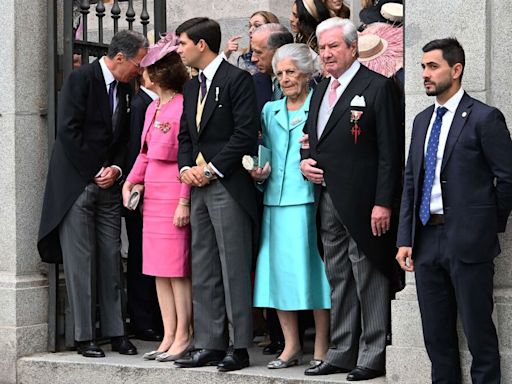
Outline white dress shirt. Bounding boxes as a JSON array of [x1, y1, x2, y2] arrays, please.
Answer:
[[181, 55, 225, 177], [317, 60, 361, 139], [98, 56, 122, 178], [424, 87, 465, 214]]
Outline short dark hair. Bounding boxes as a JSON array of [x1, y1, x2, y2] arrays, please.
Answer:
[[175, 17, 221, 54], [422, 37, 465, 80], [107, 30, 148, 59], [146, 52, 189, 93], [268, 30, 294, 51]]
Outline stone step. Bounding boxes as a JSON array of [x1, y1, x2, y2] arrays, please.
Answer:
[[18, 341, 386, 384]]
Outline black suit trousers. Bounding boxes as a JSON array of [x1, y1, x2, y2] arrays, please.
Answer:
[[125, 212, 162, 333], [414, 224, 500, 384]]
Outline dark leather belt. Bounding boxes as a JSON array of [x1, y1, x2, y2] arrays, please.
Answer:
[[427, 214, 445, 226]]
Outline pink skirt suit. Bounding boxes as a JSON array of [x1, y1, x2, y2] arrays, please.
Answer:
[[127, 94, 191, 277]]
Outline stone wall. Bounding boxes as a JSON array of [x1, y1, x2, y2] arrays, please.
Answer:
[[386, 1, 512, 383]]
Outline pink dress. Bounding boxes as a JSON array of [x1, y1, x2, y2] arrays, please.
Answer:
[[127, 94, 191, 277]]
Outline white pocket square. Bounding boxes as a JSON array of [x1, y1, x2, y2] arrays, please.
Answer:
[[350, 95, 366, 107]]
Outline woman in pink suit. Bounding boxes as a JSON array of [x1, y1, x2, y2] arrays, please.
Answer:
[[122, 33, 192, 362]]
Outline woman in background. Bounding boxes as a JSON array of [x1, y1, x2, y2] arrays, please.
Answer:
[[290, 0, 330, 52]]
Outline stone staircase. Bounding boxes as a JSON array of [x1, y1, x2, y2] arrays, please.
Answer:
[[17, 341, 386, 384]]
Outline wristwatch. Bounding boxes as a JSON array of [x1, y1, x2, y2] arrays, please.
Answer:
[[203, 166, 214, 180]]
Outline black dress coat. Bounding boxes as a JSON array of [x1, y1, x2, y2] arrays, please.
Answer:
[[38, 59, 131, 263], [303, 64, 401, 278], [178, 60, 259, 226]]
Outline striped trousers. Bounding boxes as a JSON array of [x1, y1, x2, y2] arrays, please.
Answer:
[[319, 190, 389, 371]]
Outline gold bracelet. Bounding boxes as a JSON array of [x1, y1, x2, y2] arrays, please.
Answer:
[[178, 201, 190, 207]]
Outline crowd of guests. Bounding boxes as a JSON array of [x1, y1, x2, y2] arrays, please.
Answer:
[[39, 1, 512, 383]]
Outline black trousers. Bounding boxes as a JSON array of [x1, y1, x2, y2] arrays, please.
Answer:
[[414, 224, 500, 384], [125, 212, 162, 333]]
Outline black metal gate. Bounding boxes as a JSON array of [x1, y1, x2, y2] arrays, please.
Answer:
[[46, 0, 167, 352]]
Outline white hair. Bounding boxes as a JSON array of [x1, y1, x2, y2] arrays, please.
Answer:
[[316, 17, 358, 48], [272, 43, 320, 77]]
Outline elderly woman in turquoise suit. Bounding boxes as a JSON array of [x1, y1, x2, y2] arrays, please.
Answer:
[[250, 43, 331, 371]]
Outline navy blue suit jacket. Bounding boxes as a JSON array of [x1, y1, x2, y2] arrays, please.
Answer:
[[397, 92, 512, 262]]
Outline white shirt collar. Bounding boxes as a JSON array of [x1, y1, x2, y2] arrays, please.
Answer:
[[200, 55, 224, 83], [99, 56, 115, 86], [434, 87, 465, 113], [140, 86, 158, 100], [330, 60, 361, 87]]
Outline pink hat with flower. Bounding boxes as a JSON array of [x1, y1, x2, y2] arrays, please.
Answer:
[[140, 32, 180, 67]]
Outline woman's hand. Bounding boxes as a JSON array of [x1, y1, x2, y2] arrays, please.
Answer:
[[249, 162, 271, 183], [173, 199, 190, 227], [122, 181, 134, 209], [223, 35, 242, 58]]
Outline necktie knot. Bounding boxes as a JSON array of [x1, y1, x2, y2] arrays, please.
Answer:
[[331, 79, 341, 91], [436, 106, 448, 119], [271, 78, 283, 101]]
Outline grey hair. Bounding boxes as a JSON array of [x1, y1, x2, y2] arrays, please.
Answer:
[[253, 23, 294, 50], [316, 17, 358, 50], [107, 30, 149, 59], [272, 43, 320, 77]]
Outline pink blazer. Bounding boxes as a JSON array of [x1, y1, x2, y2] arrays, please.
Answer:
[[127, 94, 190, 199]]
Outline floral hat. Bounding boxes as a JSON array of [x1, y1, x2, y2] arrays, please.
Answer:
[[140, 32, 180, 67]]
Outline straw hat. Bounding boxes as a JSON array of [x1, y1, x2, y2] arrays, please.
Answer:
[[357, 22, 403, 77], [380, 2, 403, 23], [359, 0, 403, 25]]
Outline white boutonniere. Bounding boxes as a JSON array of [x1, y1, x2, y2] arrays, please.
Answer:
[[126, 94, 131, 113], [350, 95, 366, 107]]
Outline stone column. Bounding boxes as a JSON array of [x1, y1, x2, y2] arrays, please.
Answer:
[[0, 0, 49, 383], [386, 1, 512, 383]]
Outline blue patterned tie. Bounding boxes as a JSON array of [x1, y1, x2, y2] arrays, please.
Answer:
[[108, 80, 117, 114], [419, 106, 448, 225], [271, 77, 283, 101], [199, 72, 207, 101]]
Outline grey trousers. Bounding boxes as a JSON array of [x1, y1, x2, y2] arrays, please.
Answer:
[[190, 180, 253, 350], [59, 183, 125, 342], [319, 190, 389, 371]]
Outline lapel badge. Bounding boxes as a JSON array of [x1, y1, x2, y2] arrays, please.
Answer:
[[462, 111, 467, 118]]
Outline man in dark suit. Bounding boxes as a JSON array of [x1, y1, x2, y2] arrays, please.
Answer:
[[124, 78, 163, 342], [300, 18, 400, 380], [173, 18, 259, 372], [38, 30, 148, 357], [251, 23, 294, 113], [396, 38, 512, 384]]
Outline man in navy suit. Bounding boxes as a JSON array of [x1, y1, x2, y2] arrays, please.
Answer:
[[396, 38, 512, 384]]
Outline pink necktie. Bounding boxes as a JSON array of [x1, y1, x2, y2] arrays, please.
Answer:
[[329, 79, 341, 107]]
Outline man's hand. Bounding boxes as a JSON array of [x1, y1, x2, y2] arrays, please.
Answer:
[[94, 166, 120, 189], [249, 162, 271, 182], [180, 166, 209, 187], [300, 158, 324, 184], [223, 35, 242, 58], [371, 205, 391, 236], [396, 246, 414, 272]]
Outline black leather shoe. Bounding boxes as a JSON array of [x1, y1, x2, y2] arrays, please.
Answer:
[[111, 336, 138, 355], [346, 366, 384, 381], [174, 349, 226, 368], [76, 340, 105, 358], [134, 328, 163, 342], [217, 348, 250, 372], [262, 341, 285, 355], [304, 361, 350, 376]]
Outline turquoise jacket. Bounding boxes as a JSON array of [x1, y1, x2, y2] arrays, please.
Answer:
[[260, 91, 314, 206]]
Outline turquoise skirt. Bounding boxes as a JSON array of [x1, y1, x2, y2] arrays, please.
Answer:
[[253, 203, 331, 310]]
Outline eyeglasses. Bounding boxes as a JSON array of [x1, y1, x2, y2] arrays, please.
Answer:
[[128, 58, 142, 69]]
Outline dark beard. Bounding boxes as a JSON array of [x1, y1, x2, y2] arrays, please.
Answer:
[[425, 78, 452, 96]]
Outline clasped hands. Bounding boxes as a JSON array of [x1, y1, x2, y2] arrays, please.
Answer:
[[94, 166, 119, 189], [180, 166, 211, 187]]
